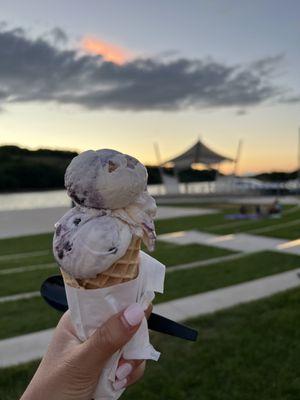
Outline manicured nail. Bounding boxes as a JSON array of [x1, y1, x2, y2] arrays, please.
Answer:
[[123, 303, 144, 326], [116, 363, 133, 380], [113, 378, 127, 391]]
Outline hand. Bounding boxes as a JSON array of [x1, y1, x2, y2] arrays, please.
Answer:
[[21, 303, 152, 400]]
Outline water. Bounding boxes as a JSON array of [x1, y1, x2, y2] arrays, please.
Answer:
[[0, 182, 215, 211]]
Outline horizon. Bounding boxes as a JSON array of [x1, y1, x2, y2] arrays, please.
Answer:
[[0, 0, 299, 175], [1, 141, 299, 177]]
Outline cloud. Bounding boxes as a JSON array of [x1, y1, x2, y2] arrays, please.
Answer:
[[48, 27, 68, 45], [0, 25, 298, 112], [81, 36, 132, 65]]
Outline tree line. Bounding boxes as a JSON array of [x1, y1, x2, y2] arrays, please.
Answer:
[[0, 145, 296, 193]]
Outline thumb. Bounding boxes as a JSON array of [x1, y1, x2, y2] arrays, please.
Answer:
[[77, 303, 145, 370]]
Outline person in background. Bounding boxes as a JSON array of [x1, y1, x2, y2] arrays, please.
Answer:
[[268, 199, 282, 217]]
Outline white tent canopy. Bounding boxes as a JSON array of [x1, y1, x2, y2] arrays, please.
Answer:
[[163, 139, 233, 170]]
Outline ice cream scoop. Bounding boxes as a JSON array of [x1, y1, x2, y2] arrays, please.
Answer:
[[53, 207, 132, 279], [52, 148, 164, 400], [65, 149, 147, 209]]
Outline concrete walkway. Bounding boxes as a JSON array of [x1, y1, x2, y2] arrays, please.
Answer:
[[1, 268, 300, 367], [156, 268, 300, 322], [0, 263, 56, 275], [0, 206, 218, 239], [0, 250, 50, 262], [0, 291, 40, 304], [0, 330, 54, 367], [158, 230, 300, 255]]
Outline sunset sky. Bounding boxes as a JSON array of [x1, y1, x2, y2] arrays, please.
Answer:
[[0, 0, 299, 174]]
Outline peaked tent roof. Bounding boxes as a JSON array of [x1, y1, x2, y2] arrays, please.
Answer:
[[164, 140, 233, 170]]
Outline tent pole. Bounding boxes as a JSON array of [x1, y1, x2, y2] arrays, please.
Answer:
[[298, 128, 300, 192], [234, 139, 243, 177], [214, 163, 220, 194], [153, 142, 164, 195]]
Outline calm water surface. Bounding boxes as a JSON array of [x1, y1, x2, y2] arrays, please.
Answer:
[[0, 183, 215, 211]]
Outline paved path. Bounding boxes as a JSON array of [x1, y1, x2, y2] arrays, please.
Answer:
[[1, 268, 300, 367], [0, 250, 50, 261], [156, 268, 300, 321], [0, 330, 54, 368], [0, 206, 218, 239], [0, 291, 40, 303], [158, 230, 300, 255], [0, 263, 56, 275]]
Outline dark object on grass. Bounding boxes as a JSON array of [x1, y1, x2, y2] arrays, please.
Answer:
[[41, 275, 198, 342]]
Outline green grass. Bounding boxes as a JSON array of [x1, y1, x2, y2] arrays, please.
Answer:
[[145, 241, 234, 267], [156, 211, 231, 235], [0, 266, 57, 297], [160, 202, 239, 209], [3, 287, 300, 400], [1, 251, 299, 340], [156, 251, 300, 303], [0, 242, 233, 297], [155, 204, 300, 240], [0, 233, 52, 256], [254, 224, 300, 240], [0, 253, 54, 270], [126, 286, 300, 400], [0, 361, 40, 400], [0, 297, 61, 340], [205, 206, 300, 238]]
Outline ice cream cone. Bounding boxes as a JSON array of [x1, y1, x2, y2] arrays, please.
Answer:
[[61, 236, 141, 289]]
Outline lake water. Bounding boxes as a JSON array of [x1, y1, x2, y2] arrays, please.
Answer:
[[0, 182, 216, 211]]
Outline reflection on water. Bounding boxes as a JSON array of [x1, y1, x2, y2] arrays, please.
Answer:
[[0, 182, 215, 211]]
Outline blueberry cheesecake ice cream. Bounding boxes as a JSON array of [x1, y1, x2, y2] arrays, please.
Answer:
[[52, 149, 165, 400]]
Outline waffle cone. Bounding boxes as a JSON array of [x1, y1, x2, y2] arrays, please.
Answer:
[[61, 236, 141, 290]]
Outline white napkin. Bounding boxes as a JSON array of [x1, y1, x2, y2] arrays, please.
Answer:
[[64, 251, 165, 400]]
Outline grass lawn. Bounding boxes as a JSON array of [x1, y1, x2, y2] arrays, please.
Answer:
[[255, 224, 300, 240], [159, 202, 239, 209], [0, 253, 54, 270], [0, 297, 60, 340], [145, 241, 234, 267], [0, 241, 233, 273], [0, 233, 52, 256], [0, 266, 57, 297], [156, 251, 300, 303], [205, 206, 300, 238], [126, 286, 300, 400], [1, 251, 299, 340], [156, 205, 299, 238], [156, 212, 230, 235], [0, 242, 234, 297], [2, 287, 300, 400]]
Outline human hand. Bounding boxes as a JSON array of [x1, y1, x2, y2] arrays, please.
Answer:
[[21, 303, 152, 400]]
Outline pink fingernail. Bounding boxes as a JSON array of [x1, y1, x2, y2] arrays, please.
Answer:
[[116, 363, 133, 380], [123, 303, 144, 326], [113, 378, 127, 391]]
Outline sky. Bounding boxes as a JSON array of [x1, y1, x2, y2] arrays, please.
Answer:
[[0, 0, 299, 174]]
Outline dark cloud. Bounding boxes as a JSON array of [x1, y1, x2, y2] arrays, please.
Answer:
[[0, 25, 297, 112], [49, 27, 68, 44], [281, 95, 300, 104]]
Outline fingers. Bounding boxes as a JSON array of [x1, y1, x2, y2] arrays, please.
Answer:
[[77, 303, 145, 369], [113, 359, 146, 391], [126, 361, 146, 387], [145, 303, 153, 320]]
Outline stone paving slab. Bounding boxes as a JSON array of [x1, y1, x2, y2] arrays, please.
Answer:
[[155, 268, 300, 322], [0, 291, 40, 304], [0, 329, 53, 368], [158, 230, 292, 254], [1, 268, 300, 367]]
